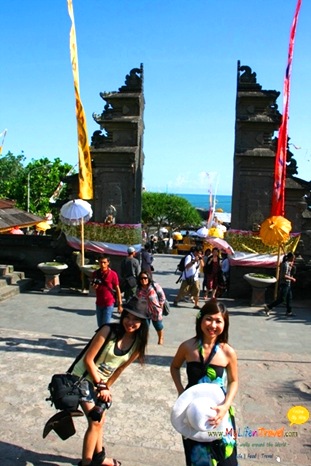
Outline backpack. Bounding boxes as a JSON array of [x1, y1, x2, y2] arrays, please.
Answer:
[[46, 324, 118, 411], [47, 373, 81, 412], [177, 253, 191, 273]]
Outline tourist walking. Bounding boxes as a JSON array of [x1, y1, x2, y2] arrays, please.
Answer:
[[173, 246, 204, 309], [136, 270, 166, 344], [92, 255, 123, 327], [120, 246, 140, 301], [218, 252, 230, 297], [141, 244, 154, 276], [264, 252, 296, 317], [70, 297, 149, 466], [203, 247, 222, 298], [170, 299, 238, 466], [202, 248, 211, 299]]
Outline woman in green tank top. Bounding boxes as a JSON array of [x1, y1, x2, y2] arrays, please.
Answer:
[[72, 297, 149, 466]]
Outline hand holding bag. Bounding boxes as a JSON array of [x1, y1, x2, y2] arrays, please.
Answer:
[[46, 373, 81, 412]]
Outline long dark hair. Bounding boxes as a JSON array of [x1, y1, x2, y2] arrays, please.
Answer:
[[137, 270, 152, 289], [118, 310, 149, 363], [195, 299, 229, 344], [282, 252, 295, 263]]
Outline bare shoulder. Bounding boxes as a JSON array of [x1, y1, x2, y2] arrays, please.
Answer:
[[93, 325, 113, 343], [182, 337, 197, 351], [220, 342, 237, 359], [175, 337, 196, 356]]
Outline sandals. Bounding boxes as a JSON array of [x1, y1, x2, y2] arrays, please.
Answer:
[[97, 460, 121, 466], [78, 448, 121, 466], [92, 449, 121, 466], [78, 462, 121, 466]]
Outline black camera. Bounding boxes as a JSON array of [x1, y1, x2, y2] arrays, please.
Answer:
[[88, 399, 111, 422], [91, 277, 102, 286]]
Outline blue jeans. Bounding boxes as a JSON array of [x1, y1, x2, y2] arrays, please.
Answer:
[[148, 319, 164, 331], [268, 284, 292, 313], [96, 304, 114, 327]]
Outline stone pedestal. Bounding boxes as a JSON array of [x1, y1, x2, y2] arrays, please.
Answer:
[[37, 262, 68, 292], [244, 273, 277, 306], [79, 265, 99, 296]]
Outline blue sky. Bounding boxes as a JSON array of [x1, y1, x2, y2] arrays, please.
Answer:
[[1, 0, 310, 195]]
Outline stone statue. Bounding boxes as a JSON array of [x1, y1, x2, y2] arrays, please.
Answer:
[[239, 65, 257, 84], [119, 65, 143, 92]]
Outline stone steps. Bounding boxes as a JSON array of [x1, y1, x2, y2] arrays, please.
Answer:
[[0, 265, 33, 302]]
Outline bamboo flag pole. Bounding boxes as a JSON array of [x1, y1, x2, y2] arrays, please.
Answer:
[[81, 218, 85, 267], [274, 245, 281, 299], [81, 218, 85, 291]]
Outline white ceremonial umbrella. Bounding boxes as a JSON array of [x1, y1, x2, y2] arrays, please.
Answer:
[[196, 226, 209, 238], [196, 227, 234, 255], [60, 199, 93, 266]]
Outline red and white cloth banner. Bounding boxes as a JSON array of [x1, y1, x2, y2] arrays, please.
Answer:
[[65, 236, 142, 256], [271, 0, 302, 216]]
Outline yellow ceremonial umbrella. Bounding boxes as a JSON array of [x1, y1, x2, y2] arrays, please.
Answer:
[[259, 216, 292, 298], [208, 226, 224, 239], [172, 232, 183, 241], [259, 216, 291, 246], [36, 221, 52, 232]]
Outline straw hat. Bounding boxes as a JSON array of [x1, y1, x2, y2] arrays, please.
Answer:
[[43, 410, 83, 440], [123, 297, 149, 319], [171, 383, 231, 442]]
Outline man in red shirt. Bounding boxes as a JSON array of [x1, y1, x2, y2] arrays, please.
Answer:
[[92, 255, 123, 326]]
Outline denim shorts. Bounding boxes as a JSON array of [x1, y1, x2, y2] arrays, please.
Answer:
[[78, 379, 97, 403]]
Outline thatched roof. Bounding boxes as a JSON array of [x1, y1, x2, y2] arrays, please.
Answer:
[[0, 199, 44, 232]]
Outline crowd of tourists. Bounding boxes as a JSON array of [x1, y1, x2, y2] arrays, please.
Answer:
[[43, 244, 296, 466], [91, 246, 166, 346]]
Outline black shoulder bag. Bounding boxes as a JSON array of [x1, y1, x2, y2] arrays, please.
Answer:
[[46, 325, 117, 412], [151, 282, 170, 316]]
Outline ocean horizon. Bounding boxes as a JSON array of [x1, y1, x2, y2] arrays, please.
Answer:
[[175, 193, 232, 213]]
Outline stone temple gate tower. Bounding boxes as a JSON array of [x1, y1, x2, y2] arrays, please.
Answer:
[[90, 64, 144, 224], [231, 62, 281, 231], [231, 62, 311, 262]]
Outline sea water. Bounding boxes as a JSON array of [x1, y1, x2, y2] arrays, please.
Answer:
[[176, 193, 232, 213]]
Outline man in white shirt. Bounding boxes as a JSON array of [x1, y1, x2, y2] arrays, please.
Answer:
[[173, 247, 204, 309]]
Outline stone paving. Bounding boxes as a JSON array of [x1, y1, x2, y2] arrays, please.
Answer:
[[0, 254, 310, 466]]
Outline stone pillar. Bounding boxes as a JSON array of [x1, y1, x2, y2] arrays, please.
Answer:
[[230, 62, 311, 297], [231, 62, 281, 230], [90, 65, 144, 225]]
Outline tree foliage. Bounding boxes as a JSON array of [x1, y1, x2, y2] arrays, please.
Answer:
[[142, 192, 202, 231], [0, 152, 74, 217], [0, 151, 26, 202]]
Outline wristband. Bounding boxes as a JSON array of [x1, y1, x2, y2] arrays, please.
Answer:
[[94, 381, 108, 391]]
